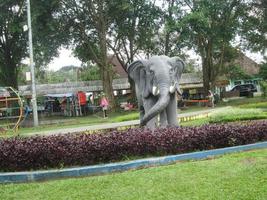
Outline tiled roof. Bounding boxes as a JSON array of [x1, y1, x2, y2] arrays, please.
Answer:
[[233, 52, 260, 75]]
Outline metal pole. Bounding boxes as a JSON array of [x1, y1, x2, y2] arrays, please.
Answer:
[[27, 0, 39, 126]]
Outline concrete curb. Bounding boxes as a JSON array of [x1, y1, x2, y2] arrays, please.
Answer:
[[1, 141, 266, 184]]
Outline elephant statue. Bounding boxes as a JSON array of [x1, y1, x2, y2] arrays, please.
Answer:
[[127, 55, 185, 129]]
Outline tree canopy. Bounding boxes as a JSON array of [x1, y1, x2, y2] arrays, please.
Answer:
[[176, 0, 252, 94], [240, 0, 267, 53], [0, 0, 265, 101], [108, 0, 161, 67], [0, 0, 66, 88], [0, 0, 27, 88]]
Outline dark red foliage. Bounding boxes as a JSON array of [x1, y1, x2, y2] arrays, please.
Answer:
[[0, 121, 266, 171]]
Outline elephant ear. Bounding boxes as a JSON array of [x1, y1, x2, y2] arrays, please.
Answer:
[[127, 60, 151, 99], [169, 57, 185, 95]]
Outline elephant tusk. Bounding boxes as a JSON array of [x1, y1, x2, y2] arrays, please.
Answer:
[[156, 88, 160, 95], [169, 85, 175, 93], [169, 82, 177, 93], [176, 86, 182, 95], [152, 86, 160, 96]]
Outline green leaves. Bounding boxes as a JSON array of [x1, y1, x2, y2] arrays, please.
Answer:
[[259, 63, 267, 80], [0, 0, 66, 87], [240, 0, 267, 53]]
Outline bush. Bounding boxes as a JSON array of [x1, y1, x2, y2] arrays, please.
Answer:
[[0, 120, 266, 172]]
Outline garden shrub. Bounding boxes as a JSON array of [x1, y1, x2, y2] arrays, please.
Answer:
[[0, 120, 266, 172]]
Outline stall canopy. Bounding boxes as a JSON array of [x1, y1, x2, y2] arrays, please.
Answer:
[[44, 93, 73, 98], [0, 87, 11, 97]]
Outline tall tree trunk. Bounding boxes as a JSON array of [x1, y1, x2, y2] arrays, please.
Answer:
[[201, 40, 213, 96], [97, 4, 115, 110], [127, 20, 137, 105], [202, 58, 210, 97], [1, 48, 18, 88], [164, 32, 171, 56], [164, 0, 175, 56], [102, 63, 115, 109], [0, 65, 18, 88]]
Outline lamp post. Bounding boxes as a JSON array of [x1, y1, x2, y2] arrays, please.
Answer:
[[27, 0, 39, 126]]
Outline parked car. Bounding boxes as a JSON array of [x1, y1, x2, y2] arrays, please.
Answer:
[[230, 83, 257, 97]]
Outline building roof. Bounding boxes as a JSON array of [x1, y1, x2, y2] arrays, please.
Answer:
[[233, 52, 260, 75], [108, 55, 128, 78], [180, 73, 202, 84]]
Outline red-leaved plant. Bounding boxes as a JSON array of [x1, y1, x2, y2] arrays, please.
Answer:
[[0, 121, 266, 171]]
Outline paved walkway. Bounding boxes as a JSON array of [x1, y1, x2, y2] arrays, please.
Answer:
[[27, 107, 228, 136]]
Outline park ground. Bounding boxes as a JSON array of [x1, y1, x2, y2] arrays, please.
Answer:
[[0, 96, 266, 200], [2, 96, 267, 137], [0, 148, 266, 200]]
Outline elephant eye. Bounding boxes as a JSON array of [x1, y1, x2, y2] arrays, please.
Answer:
[[149, 70, 154, 74], [170, 68, 175, 73]]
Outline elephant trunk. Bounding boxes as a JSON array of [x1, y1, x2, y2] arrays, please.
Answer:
[[140, 85, 170, 126]]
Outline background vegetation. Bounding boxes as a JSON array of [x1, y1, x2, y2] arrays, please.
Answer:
[[1, 0, 266, 105]]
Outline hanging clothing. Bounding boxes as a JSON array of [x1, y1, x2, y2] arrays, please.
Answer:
[[77, 91, 87, 106]]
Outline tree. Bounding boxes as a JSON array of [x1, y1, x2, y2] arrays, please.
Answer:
[[259, 62, 267, 80], [178, 0, 250, 95], [183, 58, 199, 73], [158, 0, 186, 56], [30, 0, 69, 72], [60, 0, 118, 108], [108, 0, 161, 67], [227, 64, 252, 80], [240, 0, 267, 54], [0, 0, 27, 88], [131, 0, 185, 57], [80, 64, 101, 81], [0, 0, 66, 88], [105, 0, 161, 102]]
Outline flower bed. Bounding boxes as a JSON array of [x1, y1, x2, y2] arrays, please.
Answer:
[[0, 120, 266, 172]]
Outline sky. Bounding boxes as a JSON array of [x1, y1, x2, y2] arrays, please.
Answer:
[[47, 48, 82, 71], [47, 48, 265, 71]]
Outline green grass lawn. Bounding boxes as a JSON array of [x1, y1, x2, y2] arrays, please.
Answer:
[[2, 111, 140, 137], [181, 106, 267, 127], [238, 101, 267, 109], [0, 148, 266, 200], [216, 96, 266, 107]]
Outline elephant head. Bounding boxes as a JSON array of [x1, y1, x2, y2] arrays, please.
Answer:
[[127, 55, 185, 126]]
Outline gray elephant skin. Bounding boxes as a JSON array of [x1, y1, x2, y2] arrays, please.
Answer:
[[127, 55, 185, 129]]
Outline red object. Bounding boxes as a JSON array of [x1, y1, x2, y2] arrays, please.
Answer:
[[77, 91, 87, 105]]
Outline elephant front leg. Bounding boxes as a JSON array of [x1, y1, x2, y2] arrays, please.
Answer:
[[160, 111, 168, 127], [143, 97, 158, 129], [166, 93, 179, 126], [139, 105, 145, 121]]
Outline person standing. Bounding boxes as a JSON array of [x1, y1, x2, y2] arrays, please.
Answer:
[[100, 93, 109, 118], [77, 91, 87, 115], [207, 90, 215, 107]]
